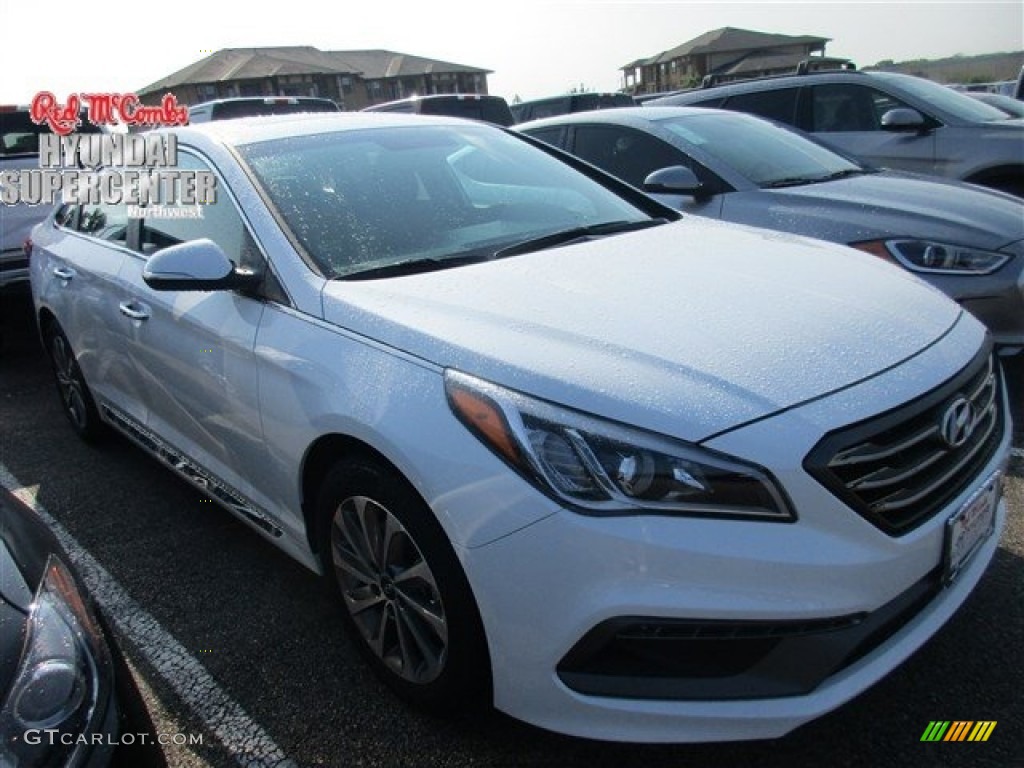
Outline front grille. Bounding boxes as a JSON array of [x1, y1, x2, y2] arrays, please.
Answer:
[[806, 348, 1004, 535]]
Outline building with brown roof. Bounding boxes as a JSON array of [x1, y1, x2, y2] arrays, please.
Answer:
[[622, 27, 838, 96], [138, 46, 492, 110]]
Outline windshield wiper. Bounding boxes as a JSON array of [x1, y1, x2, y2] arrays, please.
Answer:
[[762, 169, 867, 189], [340, 252, 489, 280], [760, 176, 818, 189], [492, 218, 668, 259], [338, 219, 669, 279], [819, 168, 867, 181]]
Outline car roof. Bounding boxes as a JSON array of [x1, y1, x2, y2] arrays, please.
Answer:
[[189, 96, 337, 109], [366, 93, 508, 108], [648, 69, 913, 105], [165, 111, 501, 147], [516, 105, 727, 132]]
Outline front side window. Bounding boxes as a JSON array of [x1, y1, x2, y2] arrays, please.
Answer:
[[138, 152, 282, 300], [140, 153, 248, 261], [572, 125, 688, 188], [810, 84, 909, 132]]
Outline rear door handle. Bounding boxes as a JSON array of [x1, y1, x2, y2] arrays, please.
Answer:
[[53, 267, 75, 281], [118, 301, 151, 321]]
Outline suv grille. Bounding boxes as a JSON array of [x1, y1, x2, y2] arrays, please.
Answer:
[[806, 349, 1004, 535]]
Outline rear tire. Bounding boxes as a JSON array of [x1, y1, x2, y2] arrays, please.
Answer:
[[44, 323, 106, 442], [316, 457, 490, 710]]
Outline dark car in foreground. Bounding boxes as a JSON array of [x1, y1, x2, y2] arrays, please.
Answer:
[[1, 488, 125, 766], [519, 106, 1024, 353], [648, 69, 1024, 196]]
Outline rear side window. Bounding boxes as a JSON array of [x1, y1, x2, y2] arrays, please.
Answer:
[[722, 88, 799, 125], [78, 199, 129, 244], [523, 126, 567, 149], [0, 110, 100, 156]]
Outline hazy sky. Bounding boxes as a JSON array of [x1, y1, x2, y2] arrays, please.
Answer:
[[0, 1, 1020, 104]]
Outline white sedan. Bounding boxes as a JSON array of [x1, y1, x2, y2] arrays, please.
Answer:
[[29, 113, 1011, 743]]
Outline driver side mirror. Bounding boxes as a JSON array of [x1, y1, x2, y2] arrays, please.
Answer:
[[142, 238, 261, 292], [643, 165, 705, 197], [880, 108, 927, 133]]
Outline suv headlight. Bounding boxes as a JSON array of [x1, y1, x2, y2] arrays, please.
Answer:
[[0, 556, 113, 768], [445, 370, 793, 521], [853, 239, 1011, 275]]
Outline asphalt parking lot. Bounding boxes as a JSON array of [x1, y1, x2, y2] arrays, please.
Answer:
[[1, 290, 1021, 768]]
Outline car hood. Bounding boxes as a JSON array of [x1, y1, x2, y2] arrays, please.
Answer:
[[727, 172, 1024, 251], [322, 217, 966, 441]]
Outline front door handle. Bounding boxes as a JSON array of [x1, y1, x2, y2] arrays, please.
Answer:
[[53, 267, 75, 281], [118, 301, 150, 321]]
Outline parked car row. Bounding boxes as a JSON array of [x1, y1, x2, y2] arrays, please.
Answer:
[[360, 91, 637, 126], [647, 68, 1024, 197], [26, 110, 1012, 745], [517, 106, 1024, 352], [2, 58, 1020, 753]]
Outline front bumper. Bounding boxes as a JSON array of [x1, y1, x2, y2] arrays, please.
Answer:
[[459, 319, 1010, 742]]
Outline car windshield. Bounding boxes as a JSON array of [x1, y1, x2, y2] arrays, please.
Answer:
[[655, 112, 863, 187], [237, 124, 652, 278], [871, 73, 1013, 123]]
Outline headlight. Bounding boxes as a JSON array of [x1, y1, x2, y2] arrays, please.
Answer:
[[852, 239, 1011, 275], [445, 370, 793, 521], [0, 556, 113, 768]]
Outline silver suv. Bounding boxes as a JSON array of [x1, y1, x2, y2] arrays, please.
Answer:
[[649, 70, 1024, 196]]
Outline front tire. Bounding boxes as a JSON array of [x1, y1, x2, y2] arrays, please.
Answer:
[[316, 457, 490, 710]]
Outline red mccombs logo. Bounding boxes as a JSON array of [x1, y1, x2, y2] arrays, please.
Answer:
[[29, 91, 189, 135]]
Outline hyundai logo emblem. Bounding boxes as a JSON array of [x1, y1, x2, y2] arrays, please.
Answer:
[[939, 397, 976, 449]]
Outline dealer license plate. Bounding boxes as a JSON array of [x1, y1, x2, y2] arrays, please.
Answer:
[[944, 473, 1000, 585]]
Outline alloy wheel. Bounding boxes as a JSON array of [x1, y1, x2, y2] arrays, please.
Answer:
[[330, 495, 448, 684], [50, 333, 89, 432]]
